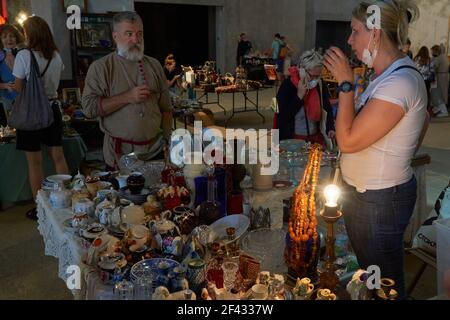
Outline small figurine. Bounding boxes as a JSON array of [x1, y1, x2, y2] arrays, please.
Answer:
[[294, 277, 314, 300], [152, 286, 170, 300]]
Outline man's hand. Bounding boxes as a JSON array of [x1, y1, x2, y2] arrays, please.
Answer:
[[126, 85, 150, 103]]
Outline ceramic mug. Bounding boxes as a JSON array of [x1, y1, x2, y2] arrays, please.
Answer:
[[73, 198, 95, 217], [251, 284, 268, 300]]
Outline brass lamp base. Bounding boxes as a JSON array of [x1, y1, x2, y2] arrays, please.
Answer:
[[318, 208, 342, 292]]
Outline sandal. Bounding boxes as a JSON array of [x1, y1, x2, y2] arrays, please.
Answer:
[[25, 208, 38, 221]]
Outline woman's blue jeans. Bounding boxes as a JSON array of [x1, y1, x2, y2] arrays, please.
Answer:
[[342, 176, 417, 299]]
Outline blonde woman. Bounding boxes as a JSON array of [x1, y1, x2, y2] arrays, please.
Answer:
[[324, 0, 428, 299]]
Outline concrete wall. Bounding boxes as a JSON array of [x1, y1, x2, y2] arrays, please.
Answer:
[[21, 0, 450, 80], [409, 0, 450, 56]]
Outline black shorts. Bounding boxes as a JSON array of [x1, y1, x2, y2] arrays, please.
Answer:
[[16, 102, 63, 152]]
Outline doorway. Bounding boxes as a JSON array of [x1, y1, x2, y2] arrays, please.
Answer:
[[315, 20, 352, 57], [134, 2, 215, 67]]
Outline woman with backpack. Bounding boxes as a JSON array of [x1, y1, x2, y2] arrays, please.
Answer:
[[12, 16, 68, 220]]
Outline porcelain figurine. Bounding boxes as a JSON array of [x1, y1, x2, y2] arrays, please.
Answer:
[[346, 270, 372, 300], [152, 286, 170, 300], [316, 288, 337, 300], [294, 277, 314, 300], [72, 171, 86, 191]]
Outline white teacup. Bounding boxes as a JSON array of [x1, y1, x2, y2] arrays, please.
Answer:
[[251, 284, 268, 300]]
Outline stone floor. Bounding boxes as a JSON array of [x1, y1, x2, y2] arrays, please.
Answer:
[[0, 87, 448, 300]]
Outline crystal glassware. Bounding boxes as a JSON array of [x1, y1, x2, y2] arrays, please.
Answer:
[[133, 273, 154, 300], [114, 279, 135, 300], [221, 261, 239, 293]]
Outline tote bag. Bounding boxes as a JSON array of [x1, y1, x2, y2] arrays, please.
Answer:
[[8, 49, 53, 131]]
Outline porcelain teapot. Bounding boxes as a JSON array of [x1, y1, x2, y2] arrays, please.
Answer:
[[73, 198, 95, 217], [151, 211, 181, 254], [126, 224, 150, 252], [121, 204, 145, 225], [95, 198, 116, 226], [72, 211, 89, 229], [49, 184, 72, 209]]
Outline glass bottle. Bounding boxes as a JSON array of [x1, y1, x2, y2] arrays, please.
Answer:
[[198, 165, 222, 226], [206, 242, 223, 289]]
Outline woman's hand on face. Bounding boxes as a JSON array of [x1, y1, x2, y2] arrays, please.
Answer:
[[297, 81, 308, 100], [327, 130, 336, 139], [323, 47, 354, 84]]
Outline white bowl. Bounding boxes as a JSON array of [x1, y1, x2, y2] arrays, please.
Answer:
[[46, 174, 72, 186], [207, 214, 250, 244]]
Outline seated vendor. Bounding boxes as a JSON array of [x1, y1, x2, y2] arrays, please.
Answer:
[[275, 49, 335, 148]]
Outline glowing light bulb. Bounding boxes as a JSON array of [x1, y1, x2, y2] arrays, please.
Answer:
[[324, 184, 340, 207], [16, 12, 28, 25]]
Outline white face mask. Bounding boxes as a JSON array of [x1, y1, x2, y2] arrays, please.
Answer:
[[308, 79, 319, 89], [299, 67, 319, 89], [362, 32, 378, 68]]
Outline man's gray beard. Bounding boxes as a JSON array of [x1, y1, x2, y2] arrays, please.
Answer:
[[117, 44, 144, 62]]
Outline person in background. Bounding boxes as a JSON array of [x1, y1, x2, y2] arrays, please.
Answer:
[[236, 32, 252, 67], [0, 24, 24, 126], [430, 44, 449, 117], [281, 36, 294, 78], [270, 33, 285, 82], [82, 12, 173, 171], [163, 53, 182, 90], [324, 0, 428, 299], [275, 49, 335, 148], [12, 16, 68, 220], [413, 46, 433, 109], [402, 38, 413, 59]]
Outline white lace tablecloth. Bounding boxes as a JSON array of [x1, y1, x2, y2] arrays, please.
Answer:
[[36, 191, 113, 300]]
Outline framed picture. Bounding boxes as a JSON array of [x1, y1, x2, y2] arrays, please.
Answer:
[[62, 0, 87, 12], [62, 88, 81, 105], [78, 22, 113, 48]]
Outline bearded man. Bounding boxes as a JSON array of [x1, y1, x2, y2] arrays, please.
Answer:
[[82, 11, 173, 170]]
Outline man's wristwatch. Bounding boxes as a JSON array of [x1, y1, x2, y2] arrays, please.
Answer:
[[337, 81, 355, 94]]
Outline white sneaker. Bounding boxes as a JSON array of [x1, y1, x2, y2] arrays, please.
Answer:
[[435, 104, 449, 118], [436, 111, 449, 118]]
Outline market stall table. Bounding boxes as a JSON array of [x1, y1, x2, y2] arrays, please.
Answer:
[[36, 190, 112, 300], [34, 154, 430, 300], [0, 135, 87, 206]]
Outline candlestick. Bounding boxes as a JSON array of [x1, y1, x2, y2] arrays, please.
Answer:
[[319, 184, 342, 292]]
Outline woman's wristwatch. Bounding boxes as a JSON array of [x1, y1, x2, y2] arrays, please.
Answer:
[[337, 81, 355, 94]]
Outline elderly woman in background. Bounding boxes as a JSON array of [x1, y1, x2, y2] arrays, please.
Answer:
[[0, 24, 24, 125], [430, 44, 449, 117], [275, 49, 335, 148]]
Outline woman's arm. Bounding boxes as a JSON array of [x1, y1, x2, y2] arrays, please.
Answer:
[[324, 46, 407, 153], [12, 77, 24, 92], [414, 111, 430, 155], [336, 96, 405, 153]]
